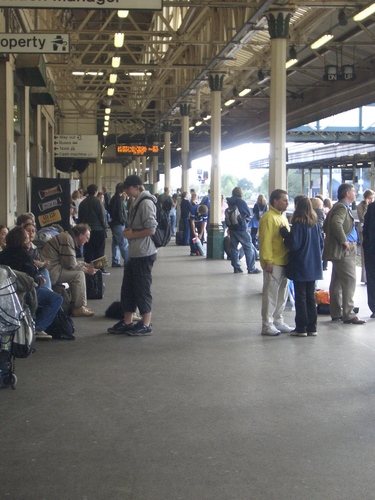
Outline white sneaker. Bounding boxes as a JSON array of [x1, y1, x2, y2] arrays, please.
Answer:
[[307, 331, 317, 336], [275, 323, 292, 333], [261, 325, 281, 336], [35, 330, 52, 340]]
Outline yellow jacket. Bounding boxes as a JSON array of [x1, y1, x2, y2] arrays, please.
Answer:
[[259, 205, 290, 269]]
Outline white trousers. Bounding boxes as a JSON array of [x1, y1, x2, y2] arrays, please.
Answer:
[[261, 265, 288, 328]]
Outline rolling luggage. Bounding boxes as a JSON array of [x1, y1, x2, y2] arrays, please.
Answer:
[[86, 270, 105, 300]]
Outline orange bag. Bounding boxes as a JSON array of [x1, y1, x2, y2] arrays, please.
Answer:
[[315, 289, 330, 305]]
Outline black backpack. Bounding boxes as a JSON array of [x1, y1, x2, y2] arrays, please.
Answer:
[[132, 196, 171, 248], [46, 307, 75, 340]]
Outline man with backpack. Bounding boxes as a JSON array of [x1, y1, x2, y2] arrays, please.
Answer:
[[107, 175, 157, 336], [225, 187, 261, 275]]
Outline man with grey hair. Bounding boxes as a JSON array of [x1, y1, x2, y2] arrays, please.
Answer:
[[323, 183, 366, 324]]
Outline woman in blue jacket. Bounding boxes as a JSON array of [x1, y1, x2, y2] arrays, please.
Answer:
[[280, 197, 324, 337]]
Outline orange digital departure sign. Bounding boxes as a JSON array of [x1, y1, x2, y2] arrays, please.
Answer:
[[116, 144, 159, 156]]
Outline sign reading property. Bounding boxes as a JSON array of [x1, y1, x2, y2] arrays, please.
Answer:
[[116, 144, 159, 157], [0, 33, 69, 53], [54, 135, 98, 159], [0, 0, 162, 9]]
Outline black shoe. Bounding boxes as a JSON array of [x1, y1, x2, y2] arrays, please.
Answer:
[[107, 321, 134, 334], [234, 268, 243, 273], [59, 333, 75, 340], [112, 263, 122, 268], [248, 268, 261, 274], [331, 317, 343, 322]]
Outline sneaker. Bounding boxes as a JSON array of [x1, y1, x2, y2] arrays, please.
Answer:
[[307, 331, 318, 336], [72, 306, 95, 317], [126, 321, 153, 336], [274, 323, 292, 333], [248, 268, 261, 274], [111, 263, 122, 268], [290, 330, 308, 337], [35, 330, 52, 340], [101, 270, 110, 275], [107, 321, 134, 334], [261, 325, 280, 336], [234, 268, 243, 274]]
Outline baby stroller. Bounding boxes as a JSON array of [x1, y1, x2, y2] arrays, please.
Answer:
[[0, 266, 35, 389]]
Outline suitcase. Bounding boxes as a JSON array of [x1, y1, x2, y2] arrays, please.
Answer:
[[86, 270, 105, 300], [175, 231, 184, 245]]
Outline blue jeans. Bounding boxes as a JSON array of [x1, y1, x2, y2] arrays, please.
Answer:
[[111, 224, 129, 266], [169, 211, 176, 236], [182, 218, 190, 245], [230, 229, 256, 272], [35, 286, 63, 331]]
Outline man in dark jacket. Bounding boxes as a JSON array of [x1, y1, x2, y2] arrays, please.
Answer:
[[362, 200, 375, 318], [226, 186, 261, 274], [109, 182, 129, 267], [78, 184, 108, 266]]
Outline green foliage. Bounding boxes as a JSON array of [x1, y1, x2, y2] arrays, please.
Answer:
[[238, 178, 254, 192], [221, 174, 239, 198]]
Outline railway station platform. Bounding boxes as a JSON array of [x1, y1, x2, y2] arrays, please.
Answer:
[[2, 237, 375, 500]]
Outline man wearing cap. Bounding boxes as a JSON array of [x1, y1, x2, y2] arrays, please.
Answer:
[[107, 175, 158, 336]]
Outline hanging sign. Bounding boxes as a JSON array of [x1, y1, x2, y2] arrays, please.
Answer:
[[54, 135, 98, 158], [0, 33, 69, 53], [116, 144, 159, 157]]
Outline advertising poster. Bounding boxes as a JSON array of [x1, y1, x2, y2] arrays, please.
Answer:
[[31, 177, 71, 231]]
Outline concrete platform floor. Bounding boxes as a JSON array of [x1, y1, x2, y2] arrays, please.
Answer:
[[1, 238, 375, 500]]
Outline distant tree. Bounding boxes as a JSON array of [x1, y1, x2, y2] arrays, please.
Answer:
[[221, 174, 239, 197], [238, 178, 254, 192], [257, 173, 269, 196]]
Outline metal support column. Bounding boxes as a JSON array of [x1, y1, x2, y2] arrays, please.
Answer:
[[207, 72, 225, 259], [180, 103, 190, 192], [266, 8, 293, 195], [163, 121, 172, 189]]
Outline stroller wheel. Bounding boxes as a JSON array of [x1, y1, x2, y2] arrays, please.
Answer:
[[0, 373, 17, 388]]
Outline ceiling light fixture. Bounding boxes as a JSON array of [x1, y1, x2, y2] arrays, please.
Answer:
[[195, 119, 203, 126], [203, 114, 211, 120], [104, 126, 109, 131], [103, 131, 108, 136], [224, 98, 235, 106], [86, 71, 103, 76], [104, 120, 109, 126], [128, 71, 152, 76], [286, 58, 298, 69], [310, 33, 334, 50], [117, 10, 129, 18], [109, 73, 117, 84], [353, 2, 375, 21], [238, 88, 251, 97], [105, 107, 111, 114], [112, 56, 121, 68], [72, 71, 85, 76], [107, 88, 115, 96], [114, 33, 125, 48], [189, 125, 195, 131], [104, 114, 110, 120]]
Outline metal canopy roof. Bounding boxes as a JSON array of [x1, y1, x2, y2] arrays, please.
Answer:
[[7, 1, 375, 162]]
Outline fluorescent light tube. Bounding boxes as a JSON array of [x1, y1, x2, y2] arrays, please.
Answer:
[[310, 33, 334, 50], [353, 3, 375, 21]]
